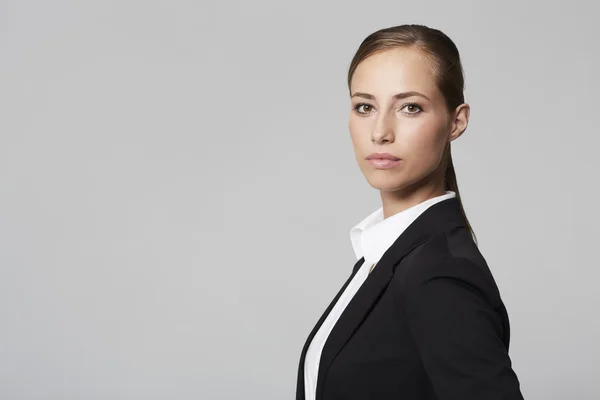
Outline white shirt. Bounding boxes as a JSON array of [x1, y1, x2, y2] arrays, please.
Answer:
[[303, 191, 457, 400]]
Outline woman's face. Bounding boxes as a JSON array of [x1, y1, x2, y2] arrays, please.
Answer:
[[348, 47, 465, 193]]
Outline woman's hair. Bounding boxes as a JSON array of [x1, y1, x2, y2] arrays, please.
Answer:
[[347, 24, 478, 246]]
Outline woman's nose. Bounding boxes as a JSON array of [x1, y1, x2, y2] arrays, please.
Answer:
[[371, 113, 395, 143]]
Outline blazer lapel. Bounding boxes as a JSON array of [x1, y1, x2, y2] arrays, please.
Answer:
[[314, 197, 466, 400], [295, 256, 365, 400]]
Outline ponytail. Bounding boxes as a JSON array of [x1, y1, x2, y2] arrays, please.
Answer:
[[443, 144, 478, 246]]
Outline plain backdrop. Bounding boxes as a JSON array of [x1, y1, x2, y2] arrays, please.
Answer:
[[1, 0, 599, 399]]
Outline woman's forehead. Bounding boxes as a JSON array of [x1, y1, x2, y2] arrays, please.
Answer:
[[350, 48, 439, 98]]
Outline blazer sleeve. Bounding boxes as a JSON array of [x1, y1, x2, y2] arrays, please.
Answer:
[[395, 255, 525, 400]]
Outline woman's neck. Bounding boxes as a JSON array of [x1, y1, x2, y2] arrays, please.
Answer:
[[380, 183, 447, 220]]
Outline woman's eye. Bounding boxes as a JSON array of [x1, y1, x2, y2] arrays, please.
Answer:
[[401, 103, 423, 115], [353, 103, 373, 114]]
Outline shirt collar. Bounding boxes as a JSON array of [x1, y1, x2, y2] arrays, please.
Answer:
[[349, 191, 457, 264]]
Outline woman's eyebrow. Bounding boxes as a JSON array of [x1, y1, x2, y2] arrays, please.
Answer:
[[351, 91, 431, 101]]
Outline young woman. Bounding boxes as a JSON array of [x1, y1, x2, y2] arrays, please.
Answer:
[[295, 24, 525, 400]]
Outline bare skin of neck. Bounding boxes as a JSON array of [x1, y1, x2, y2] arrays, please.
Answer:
[[379, 160, 447, 220]]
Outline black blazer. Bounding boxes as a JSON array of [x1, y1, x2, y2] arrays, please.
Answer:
[[295, 197, 525, 400]]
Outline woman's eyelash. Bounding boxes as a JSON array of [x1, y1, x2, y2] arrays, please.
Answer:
[[352, 102, 423, 115], [352, 103, 373, 113], [402, 102, 423, 114]]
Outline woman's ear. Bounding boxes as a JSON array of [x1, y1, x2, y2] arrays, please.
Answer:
[[449, 103, 470, 142]]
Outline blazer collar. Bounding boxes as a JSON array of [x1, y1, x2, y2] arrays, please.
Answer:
[[349, 191, 456, 265], [296, 196, 467, 400], [350, 195, 466, 276]]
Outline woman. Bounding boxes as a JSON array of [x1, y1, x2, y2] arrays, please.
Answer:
[[295, 25, 525, 400]]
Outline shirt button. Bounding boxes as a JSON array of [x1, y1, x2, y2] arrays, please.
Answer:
[[369, 263, 376, 274]]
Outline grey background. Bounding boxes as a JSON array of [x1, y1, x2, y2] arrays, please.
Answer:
[[1, 0, 598, 399]]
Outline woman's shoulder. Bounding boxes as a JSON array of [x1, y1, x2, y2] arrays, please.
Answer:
[[391, 228, 503, 308]]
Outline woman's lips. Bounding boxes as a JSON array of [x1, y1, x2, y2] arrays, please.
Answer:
[[366, 158, 402, 169]]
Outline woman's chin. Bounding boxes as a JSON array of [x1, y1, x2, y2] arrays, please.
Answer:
[[364, 176, 407, 192]]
